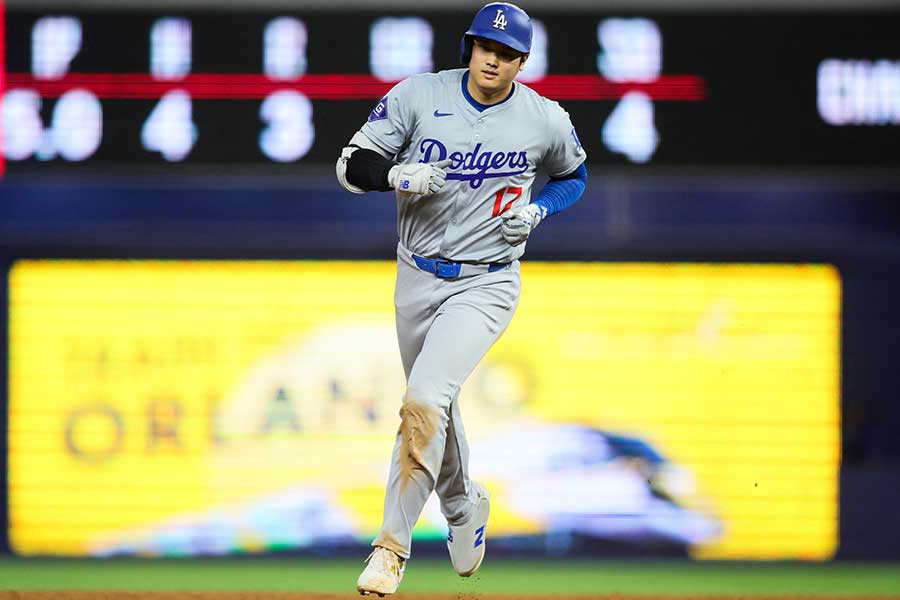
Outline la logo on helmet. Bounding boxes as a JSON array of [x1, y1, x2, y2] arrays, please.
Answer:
[[492, 9, 507, 30]]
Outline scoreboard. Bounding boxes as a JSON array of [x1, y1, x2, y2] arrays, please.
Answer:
[[2, 8, 899, 172]]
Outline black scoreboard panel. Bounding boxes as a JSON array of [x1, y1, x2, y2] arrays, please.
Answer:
[[2, 9, 899, 171]]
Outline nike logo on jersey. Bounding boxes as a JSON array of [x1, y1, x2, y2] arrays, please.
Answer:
[[433, 110, 454, 118]]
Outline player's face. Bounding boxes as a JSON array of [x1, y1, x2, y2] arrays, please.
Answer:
[[468, 37, 527, 102]]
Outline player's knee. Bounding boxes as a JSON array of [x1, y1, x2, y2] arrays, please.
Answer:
[[399, 396, 441, 441], [404, 382, 453, 411], [399, 387, 451, 448], [397, 391, 447, 485]]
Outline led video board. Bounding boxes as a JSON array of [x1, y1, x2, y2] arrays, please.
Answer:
[[8, 260, 840, 559]]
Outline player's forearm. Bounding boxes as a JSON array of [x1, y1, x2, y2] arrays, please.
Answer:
[[336, 131, 397, 193], [345, 147, 396, 192], [337, 142, 451, 196], [531, 162, 587, 217]]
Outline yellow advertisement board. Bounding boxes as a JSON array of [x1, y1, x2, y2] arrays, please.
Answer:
[[8, 260, 840, 559]]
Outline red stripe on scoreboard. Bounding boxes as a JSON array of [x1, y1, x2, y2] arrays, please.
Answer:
[[4, 73, 706, 101]]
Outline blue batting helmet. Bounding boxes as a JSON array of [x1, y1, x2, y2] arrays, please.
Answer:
[[460, 2, 532, 64]]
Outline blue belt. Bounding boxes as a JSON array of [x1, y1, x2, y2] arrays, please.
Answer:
[[412, 254, 510, 279]]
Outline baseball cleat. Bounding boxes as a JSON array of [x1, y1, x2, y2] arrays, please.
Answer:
[[447, 482, 490, 577], [357, 546, 406, 597]]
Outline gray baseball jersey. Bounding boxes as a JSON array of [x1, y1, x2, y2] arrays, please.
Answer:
[[352, 67, 586, 562], [359, 68, 587, 264]]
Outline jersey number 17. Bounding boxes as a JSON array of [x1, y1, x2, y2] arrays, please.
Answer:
[[491, 186, 523, 217]]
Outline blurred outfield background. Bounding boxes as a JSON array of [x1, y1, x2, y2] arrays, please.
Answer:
[[1, 0, 900, 596]]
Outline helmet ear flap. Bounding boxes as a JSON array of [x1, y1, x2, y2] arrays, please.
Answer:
[[460, 35, 474, 64]]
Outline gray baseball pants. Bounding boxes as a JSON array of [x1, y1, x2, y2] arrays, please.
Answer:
[[372, 244, 521, 559]]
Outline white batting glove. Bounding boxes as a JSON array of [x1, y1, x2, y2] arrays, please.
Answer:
[[388, 159, 452, 195], [501, 203, 548, 246]]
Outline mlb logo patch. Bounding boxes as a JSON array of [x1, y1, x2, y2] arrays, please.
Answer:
[[369, 96, 389, 122]]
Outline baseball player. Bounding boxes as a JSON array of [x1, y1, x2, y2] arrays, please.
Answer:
[[336, 2, 587, 595]]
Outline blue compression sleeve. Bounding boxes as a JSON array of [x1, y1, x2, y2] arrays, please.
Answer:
[[532, 163, 587, 217]]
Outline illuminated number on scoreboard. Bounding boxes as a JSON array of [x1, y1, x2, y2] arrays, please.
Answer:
[[516, 19, 547, 83], [150, 17, 192, 79], [259, 90, 315, 162], [1, 90, 43, 160], [597, 18, 660, 163], [141, 91, 197, 162], [597, 18, 661, 83], [1, 16, 102, 161], [602, 91, 658, 164], [369, 18, 433, 81], [32, 16, 82, 79], [260, 18, 314, 162], [0, 91, 102, 162], [52, 89, 103, 161], [264, 17, 308, 79], [142, 18, 196, 161]]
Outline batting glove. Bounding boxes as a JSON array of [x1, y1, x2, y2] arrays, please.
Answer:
[[501, 203, 548, 246], [388, 159, 452, 195]]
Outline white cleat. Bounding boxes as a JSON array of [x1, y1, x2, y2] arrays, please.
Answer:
[[357, 546, 406, 597], [447, 482, 490, 577]]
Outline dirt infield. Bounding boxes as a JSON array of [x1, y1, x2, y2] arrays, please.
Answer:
[[2, 593, 899, 600]]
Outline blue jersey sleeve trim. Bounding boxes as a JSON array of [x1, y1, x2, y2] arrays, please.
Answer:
[[532, 162, 587, 217]]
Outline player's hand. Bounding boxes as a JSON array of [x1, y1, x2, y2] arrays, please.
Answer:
[[388, 159, 452, 195], [501, 203, 547, 246]]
